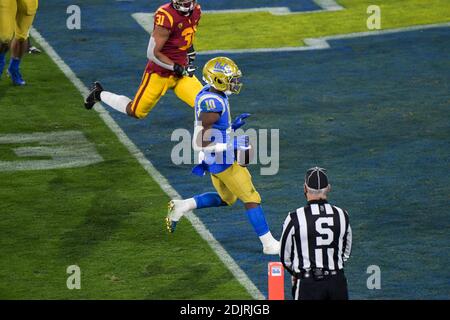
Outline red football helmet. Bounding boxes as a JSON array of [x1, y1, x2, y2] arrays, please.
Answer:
[[172, 0, 196, 14]]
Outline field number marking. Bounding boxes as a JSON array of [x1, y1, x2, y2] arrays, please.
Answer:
[[0, 131, 103, 172]]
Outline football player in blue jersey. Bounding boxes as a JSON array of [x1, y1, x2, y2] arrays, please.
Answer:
[[166, 57, 280, 255]]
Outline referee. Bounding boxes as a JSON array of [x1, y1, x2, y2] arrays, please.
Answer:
[[280, 167, 352, 300]]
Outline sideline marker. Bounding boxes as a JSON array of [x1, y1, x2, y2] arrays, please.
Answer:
[[268, 262, 284, 300]]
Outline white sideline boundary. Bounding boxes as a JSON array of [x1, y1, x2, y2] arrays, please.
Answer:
[[29, 27, 265, 300]]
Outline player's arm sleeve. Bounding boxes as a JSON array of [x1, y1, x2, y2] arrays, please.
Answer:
[[192, 100, 224, 152], [154, 9, 173, 30], [198, 96, 225, 114], [146, 36, 174, 70], [146, 9, 175, 70], [280, 214, 295, 276]]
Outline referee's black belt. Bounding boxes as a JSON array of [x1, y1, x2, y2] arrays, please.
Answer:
[[295, 268, 344, 280]]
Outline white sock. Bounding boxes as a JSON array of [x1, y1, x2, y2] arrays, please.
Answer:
[[184, 198, 197, 211], [171, 198, 197, 221], [100, 91, 131, 114], [259, 231, 278, 247]]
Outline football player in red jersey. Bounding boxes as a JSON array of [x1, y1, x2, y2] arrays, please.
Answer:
[[84, 0, 204, 120]]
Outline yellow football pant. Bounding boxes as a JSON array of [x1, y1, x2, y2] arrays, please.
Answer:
[[0, 0, 39, 43], [130, 72, 203, 119], [211, 162, 262, 205]]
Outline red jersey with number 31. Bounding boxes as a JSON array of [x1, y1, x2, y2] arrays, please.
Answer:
[[145, 3, 201, 77]]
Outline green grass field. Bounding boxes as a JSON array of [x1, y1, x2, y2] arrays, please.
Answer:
[[196, 0, 450, 50], [0, 51, 251, 299]]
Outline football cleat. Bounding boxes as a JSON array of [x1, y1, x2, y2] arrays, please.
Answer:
[[84, 81, 103, 109], [28, 46, 42, 54], [7, 67, 26, 86], [263, 240, 281, 255], [166, 200, 178, 233], [166, 199, 191, 233], [165, 217, 178, 233]]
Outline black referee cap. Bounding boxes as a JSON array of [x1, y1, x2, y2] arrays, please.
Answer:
[[305, 167, 329, 190]]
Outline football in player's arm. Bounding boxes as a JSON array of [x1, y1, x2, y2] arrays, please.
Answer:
[[165, 57, 280, 255], [84, 0, 203, 120]]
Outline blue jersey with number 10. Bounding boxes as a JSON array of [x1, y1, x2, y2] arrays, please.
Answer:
[[194, 85, 233, 174]]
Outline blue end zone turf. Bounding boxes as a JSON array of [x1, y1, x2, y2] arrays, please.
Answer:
[[34, 1, 450, 299]]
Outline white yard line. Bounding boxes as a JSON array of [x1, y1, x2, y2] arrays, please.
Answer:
[[314, 0, 343, 11], [202, 7, 292, 15], [197, 22, 450, 55], [29, 27, 265, 300], [132, 7, 293, 35], [133, 6, 449, 55], [132, 3, 343, 35]]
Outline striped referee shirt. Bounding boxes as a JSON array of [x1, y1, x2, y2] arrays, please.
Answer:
[[280, 199, 352, 275]]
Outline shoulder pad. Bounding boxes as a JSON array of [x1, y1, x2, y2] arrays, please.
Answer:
[[155, 7, 174, 29]]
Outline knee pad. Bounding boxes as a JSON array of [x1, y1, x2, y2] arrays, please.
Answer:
[[133, 108, 148, 119], [220, 193, 238, 206]]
